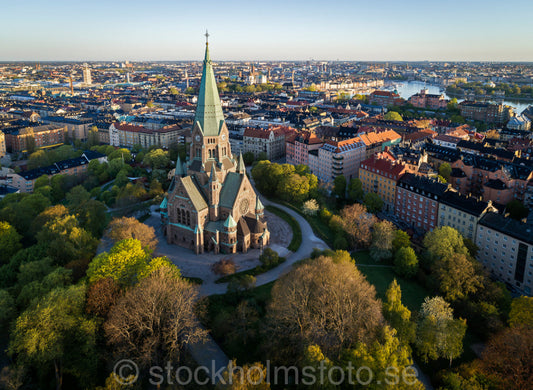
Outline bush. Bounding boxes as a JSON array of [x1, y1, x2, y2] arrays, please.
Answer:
[[259, 248, 280, 268], [333, 236, 348, 250], [211, 259, 237, 276]]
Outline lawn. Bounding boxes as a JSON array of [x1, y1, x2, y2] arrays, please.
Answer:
[[352, 250, 429, 312], [214, 257, 286, 284]]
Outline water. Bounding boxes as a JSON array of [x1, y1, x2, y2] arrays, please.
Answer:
[[389, 80, 530, 114]]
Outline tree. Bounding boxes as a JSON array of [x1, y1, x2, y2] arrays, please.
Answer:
[[211, 258, 236, 276], [394, 247, 419, 278], [343, 327, 424, 390], [0, 222, 22, 265], [339, 204, 377, 248], [243, 151, 255, 165], [0, 289, 15, 329], [480, 326, 533, 390], [392, 230, 411, 253], [217, 360, 270, 390], [423, 226, 468, 263], [85, 277, 121, 318], [433, 252, 483, 301], [415, 297, 467, 365], [259, 248, 280, 268], [106, 217, 158, 251], [302, 199, 320, 216], [348, 178, 364, 202], [142, 148, 170, 169], [508, 296, 533, 328], [383, 280, 416, 344], [9, 285, 98, 390], [505, 200, 529, 221], [333, 175, 347, 198], [364, 192, 384, 213], [104, 267, 207, 368], [87, 239, 172, 287], [87, 126, 99, 147], [438, 163, 452, 182], [370, 220, 395, 261], [384, 111, 403, 121], [265, 255, 383, 362]]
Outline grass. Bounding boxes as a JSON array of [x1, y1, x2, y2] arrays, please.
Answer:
[[352, 250, 429, 313], [265, 205, 302, 251], [274, 200, 336, 247], [215, 257, 286, 284]]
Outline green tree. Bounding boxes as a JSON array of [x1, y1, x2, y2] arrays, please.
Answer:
[[384, 111, 403, 121], [87, 125, 99, 147], [302, 345, 336, 389], [242, 151, 255, 165], [364, 192, 384, 213], [0, 289, 15, 329], [438, 163, 452, 182], [333, 175, 347, 198], [343, 326, 424, 389], [394, 247, 419, 278], [370, 220, 395, 261], [0, 222, 22, 265], [142, 148, 170, 169], [423, 226, 468, 263], [415, 296, 467, 366], [348, 178, 364, 202], [508, 296, 533, 328], [383, 280, 416, 344], [9, 285, 98, 390], [87, 239, 175, 287], [433, 252, 483, 301], [392, 230, 411, 253], [505, 200, 529, 221]]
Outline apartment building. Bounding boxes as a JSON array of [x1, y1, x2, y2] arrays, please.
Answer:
[[309, 137, 366, 184], [242, 126, 294, 161], [360, 155, 407, 212], [395, 173, 448, 232], [3, 124, 66, 152], [437, 190, 497, 240], [358, 130, 402, 158], [109, 122, 186, 149], [286, 131, 323, 166], [42, 116, 94, 141], [368, 90, 404, 107], [476, 213, 533, 296], [459, 101, 512, 124], [408, 89, 448, 109]]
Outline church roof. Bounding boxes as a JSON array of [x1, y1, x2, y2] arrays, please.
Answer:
[[224, 214, 237, 229], [194, 42, 225, 137], [237, 217, 250, 236], [219, 172, 243, 209], [180, 176, 208, 211], [159, 196, 168, 209]]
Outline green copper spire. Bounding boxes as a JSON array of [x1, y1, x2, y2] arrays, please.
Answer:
[[194, 34, 225, 137], [175, 155, 184, 177]]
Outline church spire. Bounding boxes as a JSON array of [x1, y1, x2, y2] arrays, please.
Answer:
[[175, 155, 184, 177], [194, 32, 225, 137], [209, 163, 218, 182], [237, 152, 245, 174]]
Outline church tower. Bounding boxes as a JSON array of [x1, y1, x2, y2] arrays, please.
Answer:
[[188, 31, 234, 183]]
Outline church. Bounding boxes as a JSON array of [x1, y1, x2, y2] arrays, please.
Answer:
[[160, 38, 270, 255]]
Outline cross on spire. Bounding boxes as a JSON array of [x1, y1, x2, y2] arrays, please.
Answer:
[[205, 30, 209, 45]]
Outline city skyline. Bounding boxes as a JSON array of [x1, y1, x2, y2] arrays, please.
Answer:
[[2, 0, 533, 62]]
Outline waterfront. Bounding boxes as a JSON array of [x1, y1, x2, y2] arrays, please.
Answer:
[[388, 80, 531, 113]]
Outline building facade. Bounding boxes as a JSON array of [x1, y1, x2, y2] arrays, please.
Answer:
[[109, 122, 185, 149], [395, 173, 448, 232], [242, 126, 291, 161], [160, 41, 269, 255], [359, 155, 407, 212], [311, 137, 366, 184], [476, 213, 533, 296], [286, 131, 323, 166]]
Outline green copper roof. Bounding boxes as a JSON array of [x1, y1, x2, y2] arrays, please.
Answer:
[[219, 172, 243, 209], [180, 176, 208, 211], [224, 214, 237, 229], [175, 155, 184, 177], [194, 43, 225, 137], [160, 196, 168, 209]]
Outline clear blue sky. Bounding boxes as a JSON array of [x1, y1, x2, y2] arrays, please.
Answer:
[[1, 0, 532, 61]]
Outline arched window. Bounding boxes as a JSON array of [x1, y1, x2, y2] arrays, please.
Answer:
[[186, 211, 190, 225]]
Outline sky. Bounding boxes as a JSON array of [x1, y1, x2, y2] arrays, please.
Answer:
[[1, 0, 532, 62]]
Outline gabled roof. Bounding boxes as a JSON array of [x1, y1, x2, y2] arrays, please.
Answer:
[[219, 172, 244, 209], [179, 176, 208, 211], [194, 43, 225, 136]]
